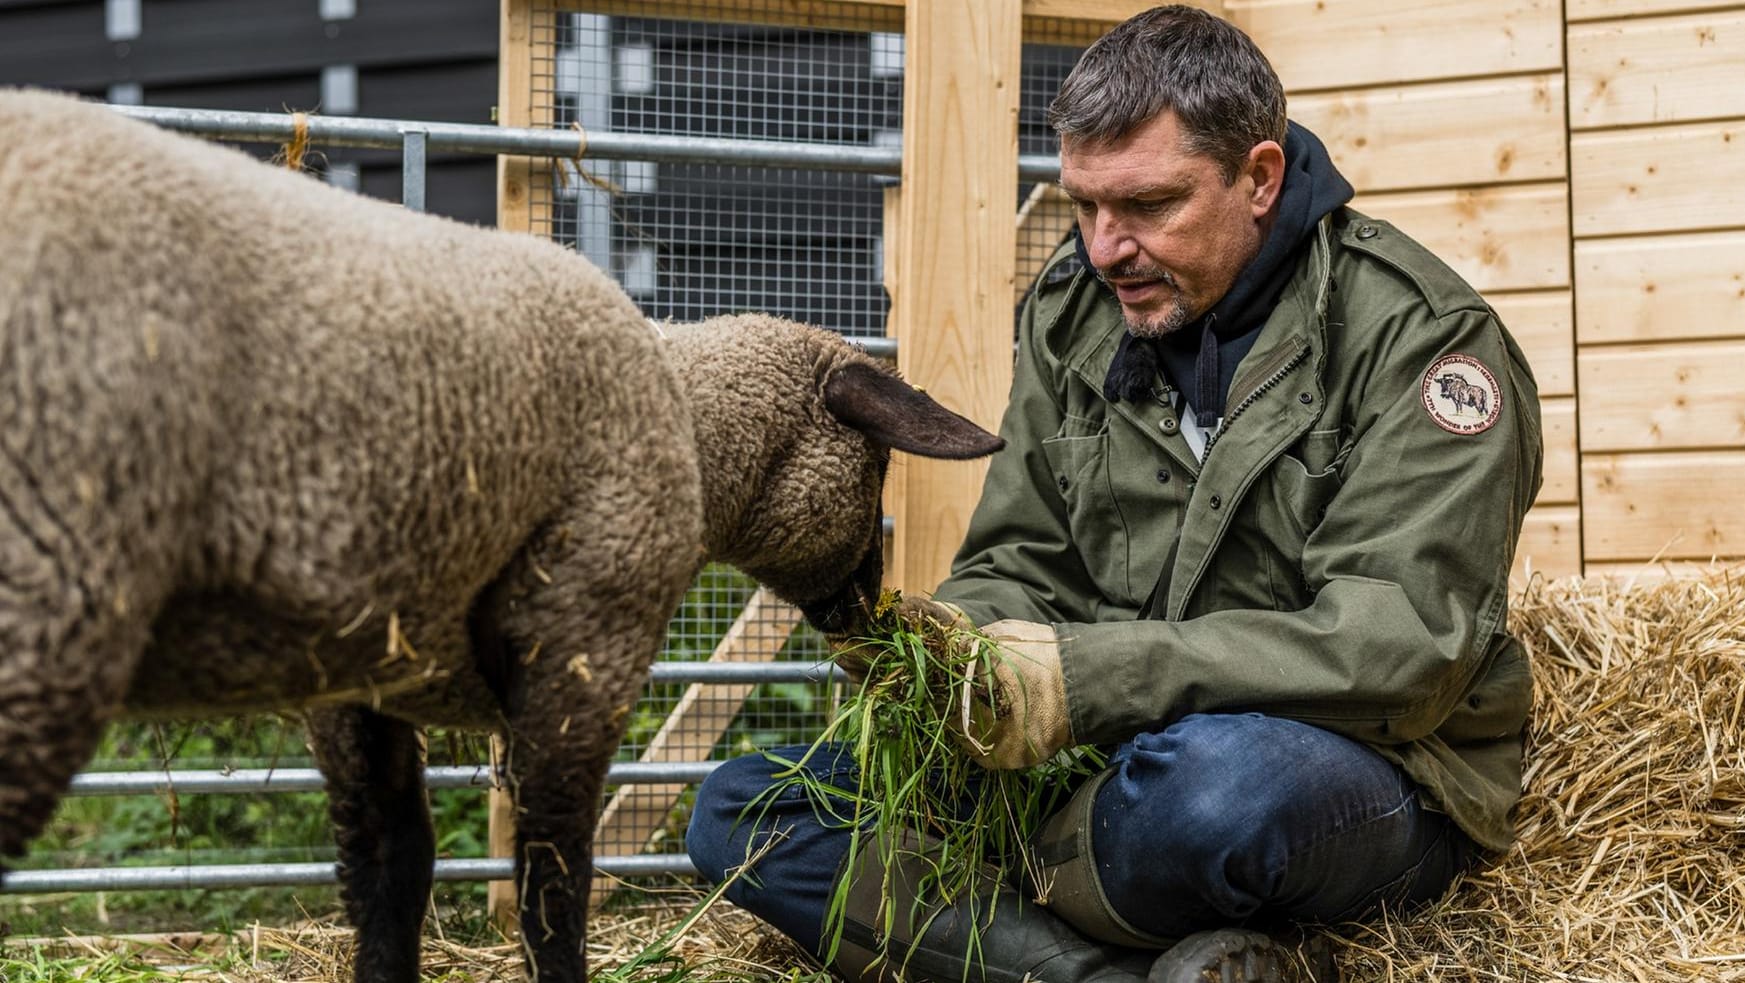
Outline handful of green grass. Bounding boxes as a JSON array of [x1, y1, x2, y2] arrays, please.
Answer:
[[750, 590, 1105, 964]]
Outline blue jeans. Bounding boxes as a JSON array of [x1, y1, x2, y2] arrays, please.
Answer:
[[686, 713, 1475, 955]]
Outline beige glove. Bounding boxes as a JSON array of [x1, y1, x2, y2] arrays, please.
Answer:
[[829, 595, 969, 682], [959, 619, 1073, 770]]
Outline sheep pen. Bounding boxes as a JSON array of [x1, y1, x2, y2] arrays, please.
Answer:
[[0, 86, 1004, 983]]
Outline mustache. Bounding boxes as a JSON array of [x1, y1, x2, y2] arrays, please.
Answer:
[[1099, 263, 1178, 288]]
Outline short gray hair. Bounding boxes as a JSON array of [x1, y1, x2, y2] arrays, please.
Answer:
[[1047, 5, 1286, 184]]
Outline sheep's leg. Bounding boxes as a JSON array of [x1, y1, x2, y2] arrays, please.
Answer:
[[308, 707, 434, 983], [491, 517, 693, 983], [503, 731, 611, 983], [501, 652, 646, 983]]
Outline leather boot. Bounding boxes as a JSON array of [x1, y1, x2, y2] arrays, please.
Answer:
[[1027, 769, 1337, 983], [826, 830, 1337, 983], [827, 831, 1157, 983]]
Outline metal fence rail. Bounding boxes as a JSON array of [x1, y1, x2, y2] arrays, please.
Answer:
[[110, 104, 1062, 181]]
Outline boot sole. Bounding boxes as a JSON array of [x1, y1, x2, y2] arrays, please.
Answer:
[[1146, 928, 1294, 983]]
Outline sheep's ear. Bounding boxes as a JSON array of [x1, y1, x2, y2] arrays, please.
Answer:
[[822, 362, 1005, 460]]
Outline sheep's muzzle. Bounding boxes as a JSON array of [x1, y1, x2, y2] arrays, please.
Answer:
[[798, 518, 883, 636]]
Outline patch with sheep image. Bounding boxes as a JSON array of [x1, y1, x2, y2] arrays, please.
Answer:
[[0, 88, 1002, 983]]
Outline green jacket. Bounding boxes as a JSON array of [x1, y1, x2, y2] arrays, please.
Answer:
[[936, 208, 1544, 852]]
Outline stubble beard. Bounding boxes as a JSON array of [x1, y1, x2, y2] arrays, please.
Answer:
[[1124, 298, 1193, 339], [1106, 264, 1195, 339]]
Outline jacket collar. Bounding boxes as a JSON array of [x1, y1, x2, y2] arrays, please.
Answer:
[[1052, 214, 1338, 426]]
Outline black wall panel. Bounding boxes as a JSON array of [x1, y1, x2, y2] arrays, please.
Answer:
[[0, 1, 498, 225]]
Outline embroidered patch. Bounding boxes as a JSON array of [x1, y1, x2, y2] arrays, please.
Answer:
[[1421, 354, 1503, 435]]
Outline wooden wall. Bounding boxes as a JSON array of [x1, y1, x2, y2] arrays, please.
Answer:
[[1567, 0, 1745, 577], [1232, 0, 1745, 580]]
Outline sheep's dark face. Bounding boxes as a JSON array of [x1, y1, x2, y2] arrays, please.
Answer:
[[799, 509, 885, 635]]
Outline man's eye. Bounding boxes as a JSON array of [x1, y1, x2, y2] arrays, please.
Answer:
[[1071, 199, 1096, 215], [1134, 199, 1169, 214]]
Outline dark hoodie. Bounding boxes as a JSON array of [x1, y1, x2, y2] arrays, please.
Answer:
[[1091, 120, 1353, 427]]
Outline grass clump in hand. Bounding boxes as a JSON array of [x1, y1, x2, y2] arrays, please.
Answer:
[[749, 590, 1105, 965]]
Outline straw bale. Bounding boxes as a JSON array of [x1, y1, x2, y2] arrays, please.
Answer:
[[1323, 565, 1745, 981]]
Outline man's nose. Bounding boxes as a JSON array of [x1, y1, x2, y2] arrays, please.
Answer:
[[1083, 211, 1136, 271]]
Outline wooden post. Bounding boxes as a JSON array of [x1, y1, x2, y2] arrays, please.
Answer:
[[489, 0, 540, 936], [887, 0, 1024, 595], [497, 0, 537, 237]]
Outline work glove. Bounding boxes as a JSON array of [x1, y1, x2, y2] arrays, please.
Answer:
[[828, 594, 969, 682], [958, 619, 1073, 770]]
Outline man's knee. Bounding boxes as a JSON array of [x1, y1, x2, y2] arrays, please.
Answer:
[[686, 751, 789, 882], [1098, 714, 1307, 859]]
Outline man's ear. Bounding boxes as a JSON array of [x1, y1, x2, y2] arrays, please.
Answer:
[[822, 362, 1005, 460], [1246, 140, 1287, 216]]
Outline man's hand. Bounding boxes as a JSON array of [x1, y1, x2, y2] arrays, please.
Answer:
[[959, 619, 1073, 770], [828, 595, 969, 682]]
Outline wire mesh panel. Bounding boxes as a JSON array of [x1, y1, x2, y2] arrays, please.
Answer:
[[1017, 40, 1084, 311], [533, 9, 898, 340]]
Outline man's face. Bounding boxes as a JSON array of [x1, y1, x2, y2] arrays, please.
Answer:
[[1059, 111, 1277, 338]]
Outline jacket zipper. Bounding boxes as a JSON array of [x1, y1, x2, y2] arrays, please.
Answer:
[[1201, 343, 1310, 458]]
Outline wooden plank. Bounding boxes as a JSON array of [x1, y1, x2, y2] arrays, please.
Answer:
[[1540, 397, 1580, 505], [1291, 74, 1566, 193], [1489, 290, 1574, 397], [485, 736, 516, 935], [1573, 231, 1745, 345], [1023, 0, 1204, 20], [544, 0, 1201, 37], [1015, 182, 1075, 304], [1569, 11, 1745, 129], [496, 0, 539, 237], [1571, 121, 1745, 238], [1514, 505, 1583, 582], [1225, 0, 1563, 92], [1568, 0, 1742, 24], [549, 0, 904, 32], [1354, 183, 1571, 292], [590, 589, 803, 906], [888, 0, 1021, 594], [1581, 450, 1745, 561], [1020, 0, 1223, 42], [1577, 339, 1745, 452], [1582, 558, 1744, 583]]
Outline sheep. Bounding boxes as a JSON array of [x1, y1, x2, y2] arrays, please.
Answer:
[[0, 88, 1002, 982]]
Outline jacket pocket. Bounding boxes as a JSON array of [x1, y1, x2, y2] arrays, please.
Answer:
[[1041, 418, 1139, 607], [1271, 428, 1349, 542], [1248, 428, 1348, 608]]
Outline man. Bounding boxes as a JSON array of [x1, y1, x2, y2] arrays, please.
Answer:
[[688, 6, 1543, 981]]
